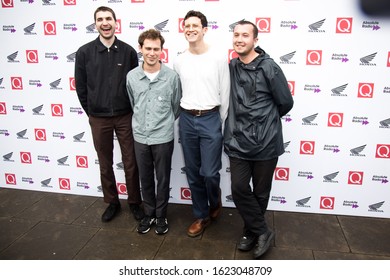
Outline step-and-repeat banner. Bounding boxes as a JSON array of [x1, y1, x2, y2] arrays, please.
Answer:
[[1, 0, 389, 218]]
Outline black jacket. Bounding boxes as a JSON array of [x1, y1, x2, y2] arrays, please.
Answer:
[[75, 37, 138, 117], [224, 47, 294, 160]]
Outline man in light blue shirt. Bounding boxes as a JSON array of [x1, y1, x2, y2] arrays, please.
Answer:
[[126, 29, 182, 235]]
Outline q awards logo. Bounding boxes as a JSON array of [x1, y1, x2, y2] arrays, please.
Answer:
[[357, 83, 374, 98], [178, 18, 184, 33], [1, 0, 13, 8], [336, 17, 353, 34], [11, 77, 23, 90], [328, 112, 344, 127], [387, 52, 390, 67], [160, 49, 169, 63], [51, 104, 63, 117], [116, 183, 127, 195], [76, 155, 88, 168], [274, 167, 289, 181], [348, 171, 364, 185], [300, 141, 315, 155], [320, 196, 335, 210], [181, 187, 192, 200], [34, 128, 46, 141], [26, 50, 38, 63], [376, 144, 390, 159], [306, 50, 322, 65], [59, 178, 71, 190], [63, 0, 76, 5], [228, 49, 238, 63], [0, 102, 6, 115], [20, 151, 32, 164], [69, 77, 76, 91], [288, 81, 295, 96], [5, 173, 16, 185], [256, 18, 271, 33], [43, 21, 56, 35]]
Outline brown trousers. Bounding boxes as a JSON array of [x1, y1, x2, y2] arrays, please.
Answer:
[[89, 113, 141, 205]]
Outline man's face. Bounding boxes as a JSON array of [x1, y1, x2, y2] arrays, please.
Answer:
[[95, 10, 117, 40], [140, 39, 162, 68], [232, 24, 258, 56], [183, 16, 207, 43]]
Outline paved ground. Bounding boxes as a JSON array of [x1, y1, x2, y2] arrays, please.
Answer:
[[1, 187, 390, 260]]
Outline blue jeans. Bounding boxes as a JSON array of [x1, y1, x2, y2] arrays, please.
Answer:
[[179, 110, 223, 219]]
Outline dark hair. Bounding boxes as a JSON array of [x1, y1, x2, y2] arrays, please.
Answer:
[[234, 20, 258, 39], [184, 10, 208, 28], [138, 29, 165, 48], [94, 6, 116, 22]]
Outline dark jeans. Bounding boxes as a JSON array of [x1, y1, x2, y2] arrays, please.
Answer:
[[134, 140, 174, 218], [89, 113, 141, 205], [179, 110, 223, 219], [229, 156, 278, 236]]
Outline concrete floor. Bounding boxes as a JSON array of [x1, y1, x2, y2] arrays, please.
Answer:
[[1, 187, 390, 260]]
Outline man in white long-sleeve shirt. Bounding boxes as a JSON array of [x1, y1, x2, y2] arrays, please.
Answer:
[[173, 10, 230, 238]]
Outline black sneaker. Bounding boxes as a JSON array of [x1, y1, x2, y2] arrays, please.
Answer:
[[253, 229, 275, 259], [101, 203, 121, 222], [129, 204, 145, 221], [155, 218, 169, 235], [137, 216, 155, 234], [237, 232, 258, 251]]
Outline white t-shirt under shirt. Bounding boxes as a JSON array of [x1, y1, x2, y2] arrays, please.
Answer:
[[173, 46, 230, 122]]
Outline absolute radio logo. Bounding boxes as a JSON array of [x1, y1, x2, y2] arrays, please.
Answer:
[[304, 83, 321, 94], [280, 20, 298, 30]]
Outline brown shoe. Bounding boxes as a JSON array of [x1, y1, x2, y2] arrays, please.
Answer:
[[187, 218, 211, 237]]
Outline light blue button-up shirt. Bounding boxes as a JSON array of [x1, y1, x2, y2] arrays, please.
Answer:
[[126, 63, 182, 145]]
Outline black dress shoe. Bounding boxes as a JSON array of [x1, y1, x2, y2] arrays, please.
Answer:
[[129, 204, 145, 221], [237, 232, 258, 251], [101, 203, 121, 222], [253, 229, 275, 259]]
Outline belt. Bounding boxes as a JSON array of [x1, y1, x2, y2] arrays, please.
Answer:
[[181, 106, 219, 117]]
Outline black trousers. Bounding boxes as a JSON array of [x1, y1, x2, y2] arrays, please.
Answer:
[[229, 156, 278, 236], [134, 140, 174, 218], [89, 113, 141, 205]]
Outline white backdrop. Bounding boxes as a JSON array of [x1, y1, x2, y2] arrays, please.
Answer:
[[1, 0, 389, 218]]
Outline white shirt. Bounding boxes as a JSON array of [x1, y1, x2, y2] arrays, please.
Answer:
[[173, 46, 230, 122]]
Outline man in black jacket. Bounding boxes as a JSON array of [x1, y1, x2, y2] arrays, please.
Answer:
[[224, 20, 294, 259], [75, 6, 144, 223]]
